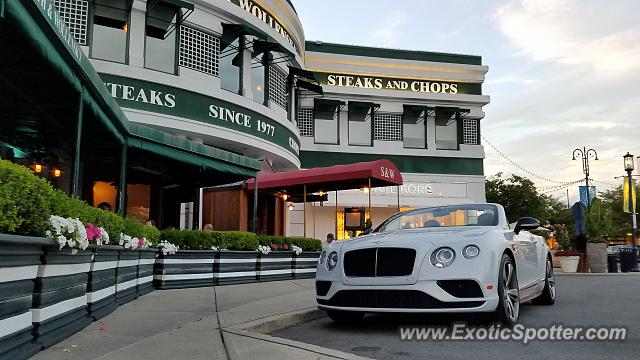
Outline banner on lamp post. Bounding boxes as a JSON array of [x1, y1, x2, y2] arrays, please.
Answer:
[[578, 186, 597, 207], [623, 177, 636, 213]]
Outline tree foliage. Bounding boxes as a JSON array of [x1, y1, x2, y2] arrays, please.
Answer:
[[485, 173, 565, 225]]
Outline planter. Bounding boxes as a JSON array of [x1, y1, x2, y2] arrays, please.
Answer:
[[87, 246, 120, 320], [559, 256, 580, 273], [586, 242, 608, 273], [137, 249, 157, 296], [550, 249, 561, 268], [32, 247, 92, 348], [293, 252, 321, 279], [154, 250, 215, 290], [115, 251, 139, 305], [258, 252, 293, 282], [0, 234, 48, 360], [215, 251, 259, 285]]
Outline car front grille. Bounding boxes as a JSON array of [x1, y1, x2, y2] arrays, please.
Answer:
[[317, 290, 485, 309], [343, 248, 416, 277]]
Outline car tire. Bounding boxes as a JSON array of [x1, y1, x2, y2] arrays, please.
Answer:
[[493, 254, 520, 325], [326, 310, 365, 323], [532, 257, 556, 305]]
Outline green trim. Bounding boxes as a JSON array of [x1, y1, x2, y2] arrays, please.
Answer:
[[300, 151, 484, 175], [305, 41, 482, 66], [128, 123, 261, 177], [99, 73, 302, 158]]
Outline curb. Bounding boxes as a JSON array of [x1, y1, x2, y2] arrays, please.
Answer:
[[556, 272, 640, 276], [223, 308, 372, 360]]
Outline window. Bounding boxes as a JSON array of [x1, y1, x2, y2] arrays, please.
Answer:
[[314, 100, 341, 144], [269, 66, 287, 109], [463, 119, 479, 145], [435, 108, 459, 150], [179, 26, 220, 76], [54, 0, 89, 45], [297, 108, 313, 137], [402, 107, 426, 148], [348, 102, 374, 146], [145, 1, 179, 74], [251, 54, 266, 104], [374, 113, 402, 141], [91, 0, 129, 63], [220, 38, 241, 93]]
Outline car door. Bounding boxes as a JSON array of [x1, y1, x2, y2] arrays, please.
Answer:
[[514, 230, 540, 287]]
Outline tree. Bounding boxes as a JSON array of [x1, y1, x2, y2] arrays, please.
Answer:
[[485, 173, 561, 224], [585, 198, 615, 242]]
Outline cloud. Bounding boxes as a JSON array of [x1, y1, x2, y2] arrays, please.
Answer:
[[495, 0, 640, 78], [368, 10, 408, 47]]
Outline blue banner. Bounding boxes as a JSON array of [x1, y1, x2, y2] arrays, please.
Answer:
[[579, 186, 597, 207]]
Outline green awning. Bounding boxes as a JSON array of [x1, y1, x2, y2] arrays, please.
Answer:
[[7, 0, 260, 179], [128, 124, 261, 177]]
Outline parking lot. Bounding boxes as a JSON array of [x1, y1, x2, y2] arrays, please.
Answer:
[[273, 275, 640, 360]]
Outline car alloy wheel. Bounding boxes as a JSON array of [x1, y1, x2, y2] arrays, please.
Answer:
[[502, 260, 520, 323], [494, 254, 520, 325], [533, 257, 556, 305]]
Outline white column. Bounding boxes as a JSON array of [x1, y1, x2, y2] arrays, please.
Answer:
[[129, 0, 147, 68]]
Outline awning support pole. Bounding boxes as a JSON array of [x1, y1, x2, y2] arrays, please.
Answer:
[[118, 144, 127, 216], [252, 176, 258, 233], [397, 185, 400, 212], [335, 191, 338, 239], [368, 178, 372, 223], [71, 91, 84, 198], [303, 185, 307, 237], [0, 0, 5, 19]]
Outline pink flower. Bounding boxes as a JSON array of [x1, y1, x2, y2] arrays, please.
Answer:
[[86, 223, 100, 241], [137, 238, 145, 249], [270, 243, 278, 250], [283, 244, 289, 250]]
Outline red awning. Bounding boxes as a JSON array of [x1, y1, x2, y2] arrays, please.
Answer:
[[245, 159, 403, 195]]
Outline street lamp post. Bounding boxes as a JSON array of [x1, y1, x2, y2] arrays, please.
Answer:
[[623, 153, 638, 272], [572, 147, 598, 208]]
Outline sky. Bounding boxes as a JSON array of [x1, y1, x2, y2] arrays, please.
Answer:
[[294, 0, 640, 204]]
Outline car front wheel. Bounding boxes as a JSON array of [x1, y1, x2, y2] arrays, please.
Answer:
[[493, 254, 520, 325], [326, 309, 365, 323]]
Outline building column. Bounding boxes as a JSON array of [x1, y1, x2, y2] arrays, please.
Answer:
[[129, 0, 147, 68], [239, 36, 252, 97]]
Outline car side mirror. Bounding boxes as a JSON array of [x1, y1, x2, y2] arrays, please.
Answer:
[[514, 217, 540, 235]]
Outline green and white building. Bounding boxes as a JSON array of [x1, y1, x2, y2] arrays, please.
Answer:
[[1, 0, 488, 232]]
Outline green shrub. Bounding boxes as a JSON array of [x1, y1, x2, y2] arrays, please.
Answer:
[[0, 160, 53, 236], [0, 160, 159, 242]]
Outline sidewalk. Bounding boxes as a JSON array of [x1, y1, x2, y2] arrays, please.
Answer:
[[32, 279, 362, 360]]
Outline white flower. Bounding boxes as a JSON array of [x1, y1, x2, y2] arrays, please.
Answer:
[[256, 245, 271, 255], [210, 246, 219, 251], [291, 245, 303, 256], [158, 240, 178, 255]]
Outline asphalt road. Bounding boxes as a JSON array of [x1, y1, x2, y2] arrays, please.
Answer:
[[273, 275, 640, 360]]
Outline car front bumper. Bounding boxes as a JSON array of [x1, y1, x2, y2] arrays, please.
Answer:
[[316, 280, 500, 313]]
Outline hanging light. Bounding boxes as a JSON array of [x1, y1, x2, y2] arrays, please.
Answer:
[[287, 204, 295, 211], [282, 194, 288, 201], [34, 164, 42, 173], [53, 169, 61, 177]]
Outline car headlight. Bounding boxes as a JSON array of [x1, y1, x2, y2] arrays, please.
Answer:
[[430, 247, 455, 268], [326, 251, 338, 271], [319, 250, 327, 266], [462, 245, 480, 259]]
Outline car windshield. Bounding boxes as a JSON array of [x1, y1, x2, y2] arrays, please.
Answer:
[[375, 204, 499, 232]]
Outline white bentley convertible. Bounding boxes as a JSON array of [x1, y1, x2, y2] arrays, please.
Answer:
[[316, 204, 555, 325]]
